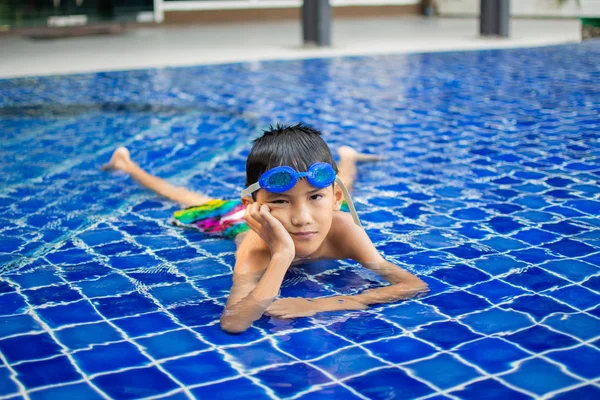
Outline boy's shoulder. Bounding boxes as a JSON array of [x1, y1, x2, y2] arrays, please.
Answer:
[[324, 211, 371, 259]]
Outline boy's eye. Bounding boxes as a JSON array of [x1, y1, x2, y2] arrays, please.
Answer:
[[271, 199, 288, 204], [311, 194, 323, 200]]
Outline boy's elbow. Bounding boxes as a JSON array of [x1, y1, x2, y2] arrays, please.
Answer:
[[220, 314, 250, 334]]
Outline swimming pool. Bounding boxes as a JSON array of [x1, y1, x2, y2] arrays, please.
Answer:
[[1, 41, 599, 399]]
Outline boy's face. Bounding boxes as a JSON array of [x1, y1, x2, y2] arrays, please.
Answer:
[[245, 179, 344, 258]]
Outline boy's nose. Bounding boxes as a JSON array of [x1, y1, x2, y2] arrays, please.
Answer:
[[291, 205, 312, 226]]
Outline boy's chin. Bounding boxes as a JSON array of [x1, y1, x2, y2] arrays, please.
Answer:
[[293, 238, 325, 258]]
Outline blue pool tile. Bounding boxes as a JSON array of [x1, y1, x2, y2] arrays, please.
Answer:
[[55, 322, 123, 350], [175, 257, 231, 279], [14, 356, 81, 389], [76, 273, 135, 298], [503, 267, 569, 292], [345, 367, 433, 399], [379, 302, 446, 329], [540, 259, 598, 282], [170, 300, 222, 327], [78, 228, 125, 247], [506, 325, 578, 353], [456, 337, 529, 374], [60, 262, 111, 282], [300, 384, 361, 399], [429, 264, 490, 287], [413, 321, 482, 350], [253, 363, 330, 398], [423, 291, 492, 317], [328, 314, 402, 343], [514, 195, 550, 210], [509, 248, 557, 264], [0, 280, 14, 295], [460, 308, 532, 335], [364, 336, 436, 364], [544, 238, 597, 257], [449, 379, 532, 400], [502, 358, 581, 395], [468, 279, 528, 303], [0, 367, 18, 396], [23, 284, 82, 306], [276, 328, 352, 360], [8, 268, 62, 289], [93, 292, 158, 319], [406, 353, 481, 390], [127, 269, 186, 286], [30, 382, 104, 400], [225, 339, 294, 371], [45, 248, 94, 266], [109, 254, 161, 271], [474, 255, 527, 275], [0, 332, 62, 363], [541, 221, 590, 235], [551, 385, 600, 400], [113, 312, 179, 337], [583, 275, 600, 292], [544, 313, 600, 340], [162, 351, 237, 385], [547, 345, 600, 380], [444, 243, 494, 259], [93, 366, 179, 399], [482, 236, 528, 252], [512, 228, 558, 245], [488, 217, 524, 234], [456, 222, 490, 239], [485, 203, 523, 215], [137, 329, 209, 360], [74, 341, 151, 374], [451, 208, 490, 221], [150, 283, 206, 308], [583, 252, 600, 267], [0, 314, 42, 338], [312, 346, 385, 379], [502, 294, 577, 321], [549, 285, 600, 310], [191, 377, 269, 400], [38, 299, 102, 328]]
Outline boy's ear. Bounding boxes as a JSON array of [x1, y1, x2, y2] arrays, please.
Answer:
[[333, 184, 344, 210], [241, 196, 254, 207]]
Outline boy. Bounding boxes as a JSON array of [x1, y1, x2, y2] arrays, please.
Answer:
[[103, 124, 428, 333]]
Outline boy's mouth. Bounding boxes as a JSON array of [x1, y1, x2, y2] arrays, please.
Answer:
[[291, 231, 318, 240]]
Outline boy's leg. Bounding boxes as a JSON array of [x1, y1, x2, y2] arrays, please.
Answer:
[[102, 147, 212, 208], [337, 146, 385, 192]]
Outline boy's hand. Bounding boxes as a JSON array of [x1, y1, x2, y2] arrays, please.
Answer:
[[266, 297, 367, 319], [245, 203, 295, 259]]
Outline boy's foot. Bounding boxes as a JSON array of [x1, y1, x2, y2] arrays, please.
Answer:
[[101, 147, 132, 172], [338, 145, 386, 162]]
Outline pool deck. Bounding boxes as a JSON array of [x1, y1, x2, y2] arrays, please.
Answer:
[[0, 16, 581, 79]]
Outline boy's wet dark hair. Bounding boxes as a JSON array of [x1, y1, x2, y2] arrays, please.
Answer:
[[245, 123, 339, 187]]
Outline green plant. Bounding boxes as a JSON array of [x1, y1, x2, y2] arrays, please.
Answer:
[[557, 0, 581, 6]]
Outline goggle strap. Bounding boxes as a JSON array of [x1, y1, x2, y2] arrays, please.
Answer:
[[241, 182, 261, 198], [335, 177, 362, 228]]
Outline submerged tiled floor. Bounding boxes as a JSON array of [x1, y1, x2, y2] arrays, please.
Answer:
[[1, 42, 599, 399]]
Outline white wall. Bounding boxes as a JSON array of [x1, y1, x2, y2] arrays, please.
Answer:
[[436, 0, 600, 17]]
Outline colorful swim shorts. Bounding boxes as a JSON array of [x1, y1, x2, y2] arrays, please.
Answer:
[[172, 199, 350, 240], [172, 199, 250, 240]]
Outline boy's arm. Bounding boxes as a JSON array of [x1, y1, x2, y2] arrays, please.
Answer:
[[220, 204, 295, 333], [266, 219, 428, 319]]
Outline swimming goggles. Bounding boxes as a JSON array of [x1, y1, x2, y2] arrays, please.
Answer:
[[241, 162, 362, 227]]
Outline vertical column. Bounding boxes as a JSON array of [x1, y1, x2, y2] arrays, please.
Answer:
[[302, 0, 331, 47], [480, 0, 510, 37]]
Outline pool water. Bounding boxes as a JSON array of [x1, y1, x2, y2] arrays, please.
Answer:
[[1, 41, 599, 399]]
